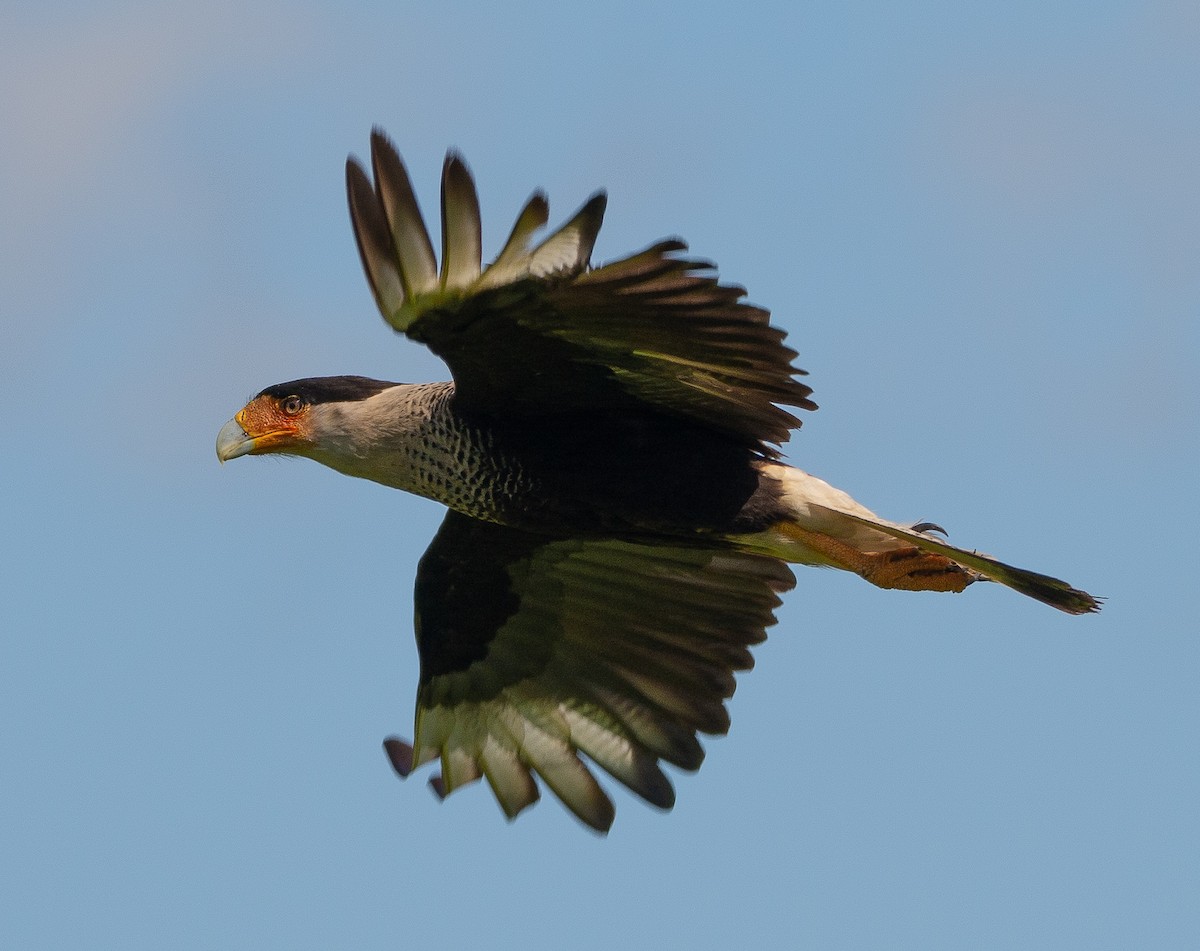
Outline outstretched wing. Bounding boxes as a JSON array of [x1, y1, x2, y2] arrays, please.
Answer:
[[346, 131, 816, 454], [384, 510, 795, 832]]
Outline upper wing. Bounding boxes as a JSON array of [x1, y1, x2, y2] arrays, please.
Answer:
[[384, 510, 795, 833], [347, 130, 816, 454]]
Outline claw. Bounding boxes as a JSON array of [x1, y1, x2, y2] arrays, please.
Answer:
[[911, 521, 948, 536]]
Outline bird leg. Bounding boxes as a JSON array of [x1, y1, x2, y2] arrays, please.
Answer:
[[858, 546, 975, 593], [775, 523, 974, 593]]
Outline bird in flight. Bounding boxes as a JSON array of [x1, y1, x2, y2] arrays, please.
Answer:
[[217, 130, 1099, 833]]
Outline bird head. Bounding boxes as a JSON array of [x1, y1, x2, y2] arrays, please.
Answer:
[[216, 376, 396, 462]]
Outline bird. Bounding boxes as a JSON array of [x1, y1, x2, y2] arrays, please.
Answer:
[[216, 129, 1100, 833]]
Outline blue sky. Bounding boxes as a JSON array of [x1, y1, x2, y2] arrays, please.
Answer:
[[3, 1, 1197, 948]]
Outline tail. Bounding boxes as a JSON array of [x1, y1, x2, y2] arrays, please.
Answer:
[[737, 465, 1101, 615], [834, 511, 1101, 614]]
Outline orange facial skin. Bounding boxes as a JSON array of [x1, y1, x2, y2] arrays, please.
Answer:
[[235, 394, 309, 454]]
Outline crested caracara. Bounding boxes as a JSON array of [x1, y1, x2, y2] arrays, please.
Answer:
[[217, 131, 1099, 833]]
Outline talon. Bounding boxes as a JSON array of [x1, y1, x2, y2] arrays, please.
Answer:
[[911, 521, 948, 536]]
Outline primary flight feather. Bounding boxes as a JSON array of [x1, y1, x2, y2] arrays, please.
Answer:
[[217, 129, 1099, 833]]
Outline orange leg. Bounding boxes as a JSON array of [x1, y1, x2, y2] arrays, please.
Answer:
[[776, 523, 974, 593], [859, 546, 974, 593]]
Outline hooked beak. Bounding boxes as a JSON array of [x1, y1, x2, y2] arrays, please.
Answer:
[[215, 417, 256, 462]]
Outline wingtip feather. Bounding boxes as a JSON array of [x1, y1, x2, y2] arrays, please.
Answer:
[[481, 736, 541, 820], [383, 736, 415, 776], [369, 133, 438, 299], [527, 191, 607, 278], [481, 191, 552, 287], [440, 150, 483, 289], [346, 157, 407, 321]]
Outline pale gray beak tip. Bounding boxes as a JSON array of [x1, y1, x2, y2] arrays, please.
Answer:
[[216, 418, 254, 463]]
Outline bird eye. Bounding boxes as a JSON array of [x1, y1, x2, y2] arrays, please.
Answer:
[[281, 396, 305, 416]]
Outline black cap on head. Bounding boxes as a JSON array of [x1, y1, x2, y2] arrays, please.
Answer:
[[257, 375, 396, 405]]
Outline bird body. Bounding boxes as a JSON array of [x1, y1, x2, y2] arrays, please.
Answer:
[[217, 131, 1098, 832], [240, 376, 783, 537]]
